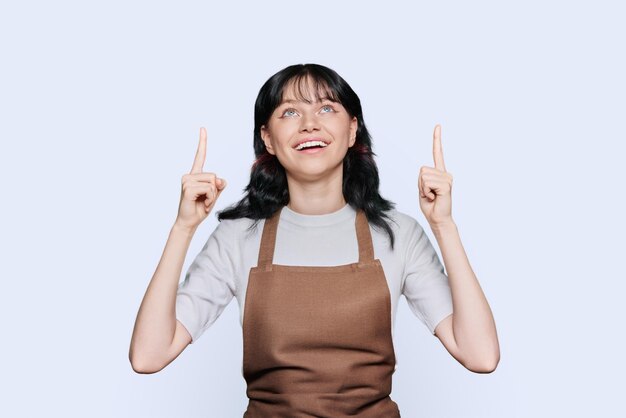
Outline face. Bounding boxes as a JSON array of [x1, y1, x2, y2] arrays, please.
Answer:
[[260, 78, 358, 182]]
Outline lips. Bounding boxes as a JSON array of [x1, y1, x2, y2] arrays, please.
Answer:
[[292, 137, 330, 149]]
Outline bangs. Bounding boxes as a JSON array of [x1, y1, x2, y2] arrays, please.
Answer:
[[280, 73, 341, 104]]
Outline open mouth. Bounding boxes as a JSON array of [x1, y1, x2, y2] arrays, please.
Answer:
[[294, 140, 329, 151]]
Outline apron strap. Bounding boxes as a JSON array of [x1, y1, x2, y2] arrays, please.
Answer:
[[256, 206, 376, 270], [355, 209, 375, 263], [257, 208, 281, 270]]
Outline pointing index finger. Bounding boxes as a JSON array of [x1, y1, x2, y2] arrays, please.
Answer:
[[191, 127, 207, 174], [433, 124, 446, 172]]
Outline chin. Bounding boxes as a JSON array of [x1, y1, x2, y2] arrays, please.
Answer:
[[287, 164, 343, 182]]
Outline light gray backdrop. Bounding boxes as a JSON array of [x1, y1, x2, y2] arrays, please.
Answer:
[[1, 0, 624, 417]]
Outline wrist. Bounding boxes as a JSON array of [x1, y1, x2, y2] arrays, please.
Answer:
[[172, 221, 198, 236], [430, 219, 457, 235]]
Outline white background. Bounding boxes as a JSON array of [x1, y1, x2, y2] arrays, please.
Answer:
[[1, 1, 625, 417]]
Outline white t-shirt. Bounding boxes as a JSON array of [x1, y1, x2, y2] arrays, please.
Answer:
[[176, 203, 453, 344]]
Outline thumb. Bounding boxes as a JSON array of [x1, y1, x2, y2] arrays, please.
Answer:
[[216, 178, 227, 190]]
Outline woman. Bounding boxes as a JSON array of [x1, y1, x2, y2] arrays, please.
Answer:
[[129, 63, 500, 417]]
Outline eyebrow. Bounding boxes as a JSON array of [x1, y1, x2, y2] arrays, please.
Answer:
[[278, 98, 338, 106]]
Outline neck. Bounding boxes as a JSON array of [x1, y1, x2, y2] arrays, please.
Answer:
[[285, 168, 346, 215]]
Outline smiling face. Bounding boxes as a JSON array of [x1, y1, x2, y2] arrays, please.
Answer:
[[260, 76, 358, 182]]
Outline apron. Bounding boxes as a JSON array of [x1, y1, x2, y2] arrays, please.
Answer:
[[242, 206, 401, 417]]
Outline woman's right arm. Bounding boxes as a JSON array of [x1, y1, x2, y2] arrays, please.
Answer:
[[129, 127, 226, 374], [129, 223, 197, 374]]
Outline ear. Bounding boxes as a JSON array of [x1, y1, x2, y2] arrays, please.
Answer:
[[349, 116, 358, 147], [260, 125, 276, 155]]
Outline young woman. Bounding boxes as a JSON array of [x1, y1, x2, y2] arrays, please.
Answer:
[[129, 63, 500, 417]]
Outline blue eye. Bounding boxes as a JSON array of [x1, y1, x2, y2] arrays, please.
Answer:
[[282, 108, 297, 117], [321, 105, 334, 113]]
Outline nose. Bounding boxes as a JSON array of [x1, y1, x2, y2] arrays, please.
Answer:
[[299, 112, 320, 133]]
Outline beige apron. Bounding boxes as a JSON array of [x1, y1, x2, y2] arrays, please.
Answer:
[[242, 206, 401, 417]]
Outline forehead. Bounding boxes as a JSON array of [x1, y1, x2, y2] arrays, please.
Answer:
[[279, 75, 339, 105]]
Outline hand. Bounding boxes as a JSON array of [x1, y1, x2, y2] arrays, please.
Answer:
[[175, 127, 227, 230], [418, 124, 453, 228]]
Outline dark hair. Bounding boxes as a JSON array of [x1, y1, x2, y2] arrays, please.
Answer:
[[216, 63, 398, 249]]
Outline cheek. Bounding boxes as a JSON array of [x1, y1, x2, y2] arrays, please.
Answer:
[[327, 120, 353, 137], [266, 124, 286, 139], [273, 120, 299, 134], [268, 126, 298, 152]]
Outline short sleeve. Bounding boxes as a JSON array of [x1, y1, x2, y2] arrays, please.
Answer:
[[175, 221, 236, 344], [401, 218, 454, 335]]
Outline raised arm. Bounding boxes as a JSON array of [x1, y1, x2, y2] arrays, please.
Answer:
[[419, 125, 500, 373], [128, 127, 227, 373]]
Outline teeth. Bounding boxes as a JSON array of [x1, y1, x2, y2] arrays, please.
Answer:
[[295, 140, 328, 150]]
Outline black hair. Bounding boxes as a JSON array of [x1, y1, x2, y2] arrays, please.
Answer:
[[216, 63, 398, 249]]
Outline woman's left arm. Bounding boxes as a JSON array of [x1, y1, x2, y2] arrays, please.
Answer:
[[431, 221, 500, 373], [418, 125, 500, 373]]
